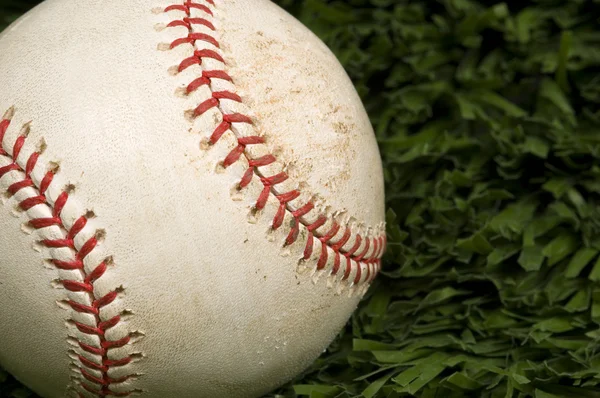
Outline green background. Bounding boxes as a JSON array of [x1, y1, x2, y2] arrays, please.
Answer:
[[1, 0, 600, 397]]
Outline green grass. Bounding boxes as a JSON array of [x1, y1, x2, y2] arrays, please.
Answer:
[[2, 1, 600, 397]]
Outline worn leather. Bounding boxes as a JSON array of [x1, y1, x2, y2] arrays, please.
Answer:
[[0, 0, 385, 397]]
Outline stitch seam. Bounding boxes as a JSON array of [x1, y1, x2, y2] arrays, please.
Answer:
[[163, 0, 385, 287], [0, 109, 138, 397]]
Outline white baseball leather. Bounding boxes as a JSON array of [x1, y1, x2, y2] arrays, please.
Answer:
[[0, 0, 385, 397]]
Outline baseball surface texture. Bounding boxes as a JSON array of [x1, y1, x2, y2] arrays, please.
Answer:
[[0, 0, 385, 397]]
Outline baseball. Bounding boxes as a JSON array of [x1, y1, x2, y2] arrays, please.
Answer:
[[0, 0, 385, 397]]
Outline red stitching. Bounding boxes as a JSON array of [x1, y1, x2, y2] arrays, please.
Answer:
[[82, 382, 132, 398], [320, 222, 341, 243], [0, 112, 136, 397], [332, 253, 341, 275], [186, 70, 232, 93], [167, 17, 215, 31], [317, 242, 328, 270], [343, 257, 352, 281], [170, 33, 219, 49], [164, 0, 385, 284], [165, 2, 213, 16]]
